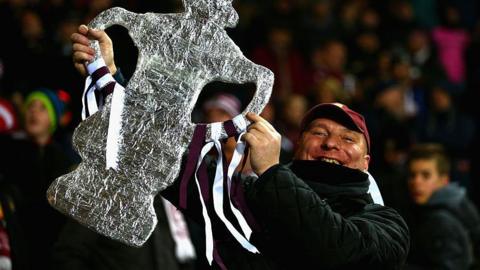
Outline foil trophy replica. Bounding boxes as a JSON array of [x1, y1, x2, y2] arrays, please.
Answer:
[[46, 0, 273, 247]]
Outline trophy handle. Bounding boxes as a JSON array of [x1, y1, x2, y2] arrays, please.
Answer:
[[204, 65, 274, 141], [204, 114, 249, 142], [87, 7, 136, 63]]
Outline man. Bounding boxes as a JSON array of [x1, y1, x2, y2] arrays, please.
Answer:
[[71, 26, 409, 269], [405, 144, 480, 269]]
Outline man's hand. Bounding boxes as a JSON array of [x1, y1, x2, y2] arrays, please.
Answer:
[[71, 24, 116, 76], [242, 113, 281, 176]]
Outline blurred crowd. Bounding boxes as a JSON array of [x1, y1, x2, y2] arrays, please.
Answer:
[[0, 0, 480, 269]]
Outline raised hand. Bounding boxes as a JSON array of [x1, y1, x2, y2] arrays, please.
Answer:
[[242, 113, 281, 176], [71, 24, 117, 76]]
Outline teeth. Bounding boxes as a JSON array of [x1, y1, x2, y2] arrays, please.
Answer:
[[320, 158, 340, 165]]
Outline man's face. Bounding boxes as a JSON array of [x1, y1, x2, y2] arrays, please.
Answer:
[[294, 118, 370, 171], [408, 159, 448, 205]]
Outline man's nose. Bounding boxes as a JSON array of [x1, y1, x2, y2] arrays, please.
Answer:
[[321, 135, 340, 150]]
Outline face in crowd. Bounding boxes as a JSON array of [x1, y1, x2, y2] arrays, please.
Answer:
[[25, 99, 52, 140], [408, 158, 448, 205], [294, 118, 370, 171]]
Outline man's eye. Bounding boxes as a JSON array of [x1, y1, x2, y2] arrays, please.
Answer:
[[343, 136, 354, 142], [312, 131, 327, 136]]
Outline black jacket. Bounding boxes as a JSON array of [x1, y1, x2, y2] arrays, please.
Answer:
[[406, 184, 480, 270], [164, 160, 410, 269], [0, 134, 74, 270]]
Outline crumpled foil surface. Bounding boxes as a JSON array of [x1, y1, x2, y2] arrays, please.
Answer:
[[47, 0, 273, 247]]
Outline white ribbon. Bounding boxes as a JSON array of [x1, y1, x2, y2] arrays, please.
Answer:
[[82, 58, 126, 170], [225, 133, 254, 240], [161, 197, 196, 262], [105, 83, 125, 169], [210, 123, 259, 254], [195, 119, 259, 265], [226, 115, 254, 240], [194, 140, 215, 264], [81, 76, 97, 120]]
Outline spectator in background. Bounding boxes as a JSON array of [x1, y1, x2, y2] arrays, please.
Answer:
[[383, 0, 416, 46], [17, 9, 53, 90], [0, 176, 27, 270], [390, 53, 427, 118], [203, 93, 242, 123], [0, 88, 74, 270], [432, 4, 470, 88], [415, 84, 475, 190], [405, 144, 480, 269], [300, 0, 335, 50], [0, 98, 26, 270], [335, 0, 362, 41], [202, 93, 242, 163], [410, 0, 439, 30], [311, 76, 350, 106], [349, 29, 381, 79], [251, 23, 308, 102], [405, 28, 445, 89], [364, 82, 415, 215], [276, 94, 308, 149], [0, 98, 19, 134], [309, 39, 355, 98]]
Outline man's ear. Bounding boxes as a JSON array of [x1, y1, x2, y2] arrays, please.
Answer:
[[363, 154, 371, 171]]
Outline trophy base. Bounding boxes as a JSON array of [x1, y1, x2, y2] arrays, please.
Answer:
[[47, 169, 157, 247]]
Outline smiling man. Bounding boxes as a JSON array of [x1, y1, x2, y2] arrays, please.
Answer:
[[240, 103, 409, 269], [71, 22, 409, 268]]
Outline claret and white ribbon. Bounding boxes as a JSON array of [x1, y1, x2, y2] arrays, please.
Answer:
[[194, 119, 259, 264]]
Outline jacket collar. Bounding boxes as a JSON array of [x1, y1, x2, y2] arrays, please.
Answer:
[[289, 160, 370, 199]]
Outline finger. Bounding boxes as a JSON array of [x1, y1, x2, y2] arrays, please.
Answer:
[[244, 129, 271, 145], [246, 112, 260, 123], [248, 121, 273, 135], [78, 24, 89, 35], [246, 112, 276, 132], [88, 28, 111, 45], [247, 121, 279, 140], [74, 63, 87, 76], [241, 132, 260, 146], [71, 32, 91, 46], [72, 43, 95, 55], [73, 51, 94, 63]]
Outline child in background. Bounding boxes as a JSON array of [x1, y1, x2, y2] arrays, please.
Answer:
[[0, 88, 74, 270]]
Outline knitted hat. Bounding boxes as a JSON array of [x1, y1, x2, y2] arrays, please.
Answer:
[[24, 88, 64, 134], [300, 102, 371, 153], [0, 98, 18, 133], [203, 93, 241, 117]]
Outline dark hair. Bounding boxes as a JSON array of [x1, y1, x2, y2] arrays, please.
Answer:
[[407, 143, 450, 176]]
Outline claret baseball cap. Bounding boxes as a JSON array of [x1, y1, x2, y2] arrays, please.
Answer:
[[300, 103, 371, 153]]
